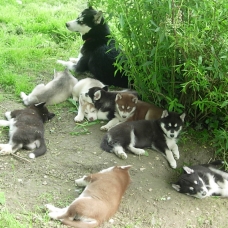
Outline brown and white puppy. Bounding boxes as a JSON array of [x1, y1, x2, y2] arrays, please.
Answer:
[[101, 93, 164, 131], [45, 165, 131, 228]]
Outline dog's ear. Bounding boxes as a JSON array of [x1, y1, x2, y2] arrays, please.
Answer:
[[94, 11, 103, 24], [180, 113, 186, 122], [119, 165, 132, 170], [116, 93, 122, 101], [172, 184, 180, 192], [102, 85, 108, 91], [48, 113, 55, 120], [161, 110, 169, 118], [94, 90, 101, 100], [34, 102, 46, 108], [183, 166, 194, 174], [132, 97, 138, 104]]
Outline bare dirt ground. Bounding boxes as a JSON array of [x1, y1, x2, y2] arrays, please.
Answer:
[[0, 95, 228, 228]]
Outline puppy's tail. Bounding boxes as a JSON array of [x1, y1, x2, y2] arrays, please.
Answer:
[[29, 138, 47, 158], [100, 134, 113, 153]]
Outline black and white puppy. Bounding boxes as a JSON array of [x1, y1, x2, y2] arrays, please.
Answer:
[[0, 103, 55, 158], [83, 87, 116, 128], [172, 160, 228, 198], [100, 110, 185, 168], [58, 7, 129, 88]]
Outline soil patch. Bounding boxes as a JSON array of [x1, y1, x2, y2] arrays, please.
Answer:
[[0, 99, 228, 228]]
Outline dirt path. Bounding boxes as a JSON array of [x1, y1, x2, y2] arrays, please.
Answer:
[[0, 100, 228, 228]]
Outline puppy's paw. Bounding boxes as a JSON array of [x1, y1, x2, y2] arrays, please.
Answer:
[[75, 175, 88, 186], [0, 144, 12, 155], [169, 160, 177, 169], [20, 92, 27, 99], [69, 57, 79, 64], [45, 204, 56, 212], [57, 60, 76, 71], [100, 125, 109, 131], [74, 115, 84, 122], [117, 151, 128, 160]]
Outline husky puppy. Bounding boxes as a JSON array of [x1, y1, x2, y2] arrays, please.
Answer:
[[0, 103, 55, 158], [78, 95, 98, 122], [72, 77, 107, 122], [20, 69, 78, 106], [84, 87, 140, 130], [83, 87, 120, 129], [101, 110, 185, 168], [101, 93, 164, 131], [45, 165, 131, 228], [57, 7, 129, 88], [172, 160, 228, 198]]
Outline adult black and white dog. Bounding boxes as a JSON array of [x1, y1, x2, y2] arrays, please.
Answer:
[[172, 160, 228, 198], [101, 110, 185, 168], [57, 7, 129, 88]]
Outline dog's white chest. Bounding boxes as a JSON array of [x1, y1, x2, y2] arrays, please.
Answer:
[[165, 137, 177, 150]]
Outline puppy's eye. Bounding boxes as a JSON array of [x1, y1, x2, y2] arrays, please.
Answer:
[[92, 110, 95, 113], [85, 112, 88, 115]]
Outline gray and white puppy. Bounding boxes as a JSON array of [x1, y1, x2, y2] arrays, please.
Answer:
[[20, 69, 78, 105]]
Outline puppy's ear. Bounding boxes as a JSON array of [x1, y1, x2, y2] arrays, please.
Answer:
[[35, 102, 46, 107], [172, 184, 180, 192], [94, 11, 103, 24], [180, 113, 186, 122], [94, 90, 101, 100], [116, 93, 122, 101], [48, 113, 55, 120], [161, 110, 169, 118], [102, 85, 108, 91], [132, 97, 138, 104], [183, 166, 194, 174]]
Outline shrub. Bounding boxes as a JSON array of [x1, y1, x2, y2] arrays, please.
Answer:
[[91, 0, 228, 159]]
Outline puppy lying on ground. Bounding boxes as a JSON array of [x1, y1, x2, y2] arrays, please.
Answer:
[[46, 165, 131, 227], [72, 77, 107, 122], [101, 92, 164, 131], [0, 103, 55, 158], [172, 160, 228, 198], [20, 69, 78, 105], [101, 110, 185, 168], [83, 87, 140, 130]]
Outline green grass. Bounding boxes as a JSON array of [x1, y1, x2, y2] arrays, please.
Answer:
[[0, 0, 87, 226], [0, 0, 86, 97]]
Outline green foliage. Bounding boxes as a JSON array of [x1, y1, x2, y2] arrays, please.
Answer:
[[91, 0, 228, 159]]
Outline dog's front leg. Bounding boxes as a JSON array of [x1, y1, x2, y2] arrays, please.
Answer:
[[75, 175, 90, 186], [74, 96, 86, 122], [100, 118, 120, 131], [171, 143, 180, 160], [165, 149, 177, 169], [0, 120, 10, 127]]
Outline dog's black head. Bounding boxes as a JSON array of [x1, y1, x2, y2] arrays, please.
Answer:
[[65, 7, 105, 35], [160, 110, 185, 139], [30, 102, 55, 123], [85, 86, 108, 103], [172, 166, 209, 199]]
